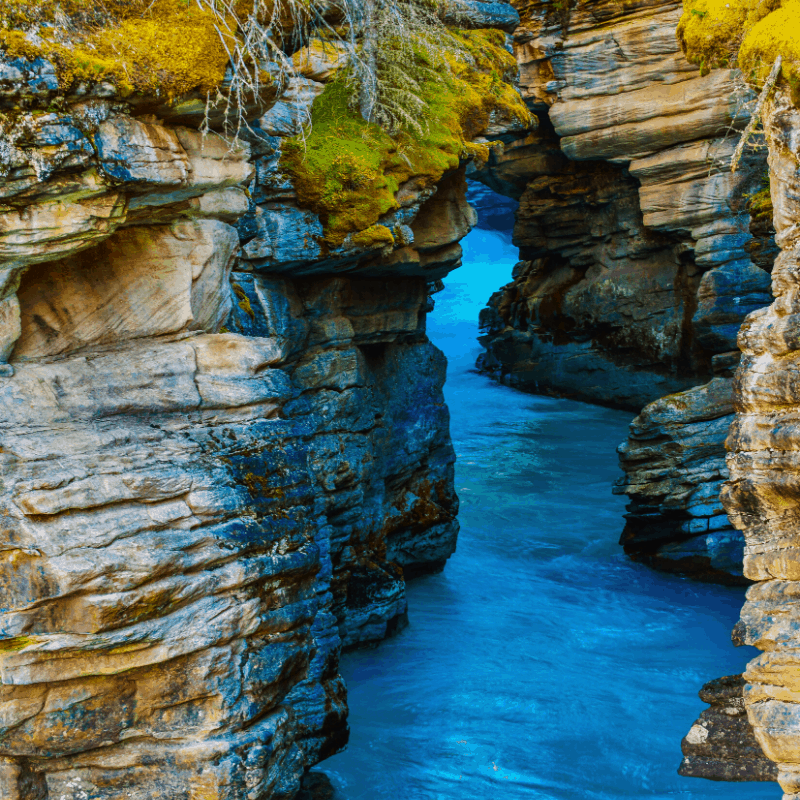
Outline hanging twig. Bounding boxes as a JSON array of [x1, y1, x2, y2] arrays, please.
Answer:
[[732, 54, 782, 174]]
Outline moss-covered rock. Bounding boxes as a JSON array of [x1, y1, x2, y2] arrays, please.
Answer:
[[1, 0, 236, 100], [678, 0, 800, 93], [739, 0, 800, 88], [676, 0, 779, 71], [280, 28, 533, 246]]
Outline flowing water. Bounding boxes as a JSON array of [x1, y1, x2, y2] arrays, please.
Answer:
[[321, 228, 776, 799]]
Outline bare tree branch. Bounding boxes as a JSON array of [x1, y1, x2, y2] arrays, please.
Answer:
[[732, 55, 782, 174]]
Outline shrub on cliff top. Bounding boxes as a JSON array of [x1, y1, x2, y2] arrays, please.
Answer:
[[678, 0, 800, 95], [350, 0, 462, 135], [281, 27, 532, 246]]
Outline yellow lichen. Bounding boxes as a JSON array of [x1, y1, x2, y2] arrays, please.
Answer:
[[0, 634, 42, 652], [1, 0, 260, 101], [678, 0, 800, 96], [739, 0, 800, 91], [232, 282, 255, 320], [677, 0, 780, 71], [0, 29, 42, 61], [69, 2, 234, 100]]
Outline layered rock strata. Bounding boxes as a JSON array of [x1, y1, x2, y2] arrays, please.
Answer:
[[719, 85, 800, 799], [613, 377, 750, 583], [476, 0, 773, 412], [470, 0, 778, 583], [0, 113, 459, 800], [0, 104, 343, 800], [479, 1, 800, 791], [0, 1, 523, 790]]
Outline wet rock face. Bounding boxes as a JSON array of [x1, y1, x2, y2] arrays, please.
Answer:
[[679, 675, 778, 782], [0, 36, 485, 796], [475, 0, 773, 412], [722, 85, 800, 799], [614, 377, 749, 584]]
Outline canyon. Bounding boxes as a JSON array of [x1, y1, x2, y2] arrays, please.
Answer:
[[1, 0, 799, 797], [472, 0, 800, 793], [473, 0, 777, 587]]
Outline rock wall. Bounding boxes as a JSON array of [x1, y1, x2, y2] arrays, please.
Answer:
[[470, 0, 779, 582], [614, 377, 749, 583], [0, 117, 458, 800], [471, 1, 792, 786], [0, 0, 522, 790], [476, 0, 774, 412], [0, 126, 458, 798], [717, 84, 800, 799]]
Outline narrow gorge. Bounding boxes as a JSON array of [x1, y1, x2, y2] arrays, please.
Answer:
[[0, 0, 798, 797]]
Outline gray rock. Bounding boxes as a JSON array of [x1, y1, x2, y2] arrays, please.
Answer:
[[615, 378, 748, 584], [679, 675, 777, 782], [693, 261, 773, 352], [0, 53, 58, 101], [443, 0, 520, 32]]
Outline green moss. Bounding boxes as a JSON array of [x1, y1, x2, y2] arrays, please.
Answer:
[[281, 28, 532, 246], [281, 79, 446, 247], [746, 184, 773, 221]]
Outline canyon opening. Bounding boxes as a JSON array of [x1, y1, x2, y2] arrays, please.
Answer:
[[0, 1, 799, 799]]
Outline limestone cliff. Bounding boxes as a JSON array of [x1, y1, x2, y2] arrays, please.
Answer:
[[475, 0, 774, 412], [467, 0, 794, 787], [469, 0, 780, 583], [678, 81, 800, 798], [0, 1, 523, 796], [715, 83, 800, 800]]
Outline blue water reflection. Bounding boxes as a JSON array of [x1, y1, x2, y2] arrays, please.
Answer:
[[321, 229, 776, 799]]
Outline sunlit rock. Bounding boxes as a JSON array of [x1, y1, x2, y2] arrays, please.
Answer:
[[722, 84, 800, 798]]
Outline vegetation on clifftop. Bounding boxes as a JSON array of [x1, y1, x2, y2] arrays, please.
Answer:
[[3, 1, 223, 98], [1, 0, 533, 248], [0, 0, 322, 110], [281, 27, 533, 246], [678, 0, 800, 95]]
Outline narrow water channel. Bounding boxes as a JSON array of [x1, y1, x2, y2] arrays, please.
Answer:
[[321, 228, 775, 799]]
